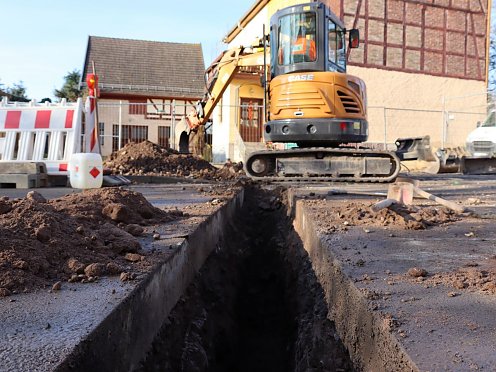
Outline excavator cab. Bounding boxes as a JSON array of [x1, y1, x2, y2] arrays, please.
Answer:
[[270, 2, 358, 78], [265, 2, 366, 148]]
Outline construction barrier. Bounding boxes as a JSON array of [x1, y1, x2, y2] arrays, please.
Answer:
[[0, 97, 83, 175]]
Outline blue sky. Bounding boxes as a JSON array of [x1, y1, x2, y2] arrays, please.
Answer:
[[0, 0, 255, 100]]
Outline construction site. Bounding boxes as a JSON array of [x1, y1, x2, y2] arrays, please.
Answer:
[[1, 0, 496, 371]]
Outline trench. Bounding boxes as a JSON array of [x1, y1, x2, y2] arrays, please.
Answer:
[[137, 186, 354, 372]]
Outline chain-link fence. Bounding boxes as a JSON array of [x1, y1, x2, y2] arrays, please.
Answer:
[[95, 100, 265, 162], [96, 100, 192, 157], [94, 93, 493, 162], [368, 91, 492, 150]]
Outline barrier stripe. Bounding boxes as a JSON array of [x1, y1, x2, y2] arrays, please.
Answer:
[[35, 111, 51, 129], [5, 111, 21, 129], [65, 110, 74, 129], [0, 98, 83, 176]]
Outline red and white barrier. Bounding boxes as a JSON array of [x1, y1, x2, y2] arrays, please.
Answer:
[[0, 97, 82, 175]]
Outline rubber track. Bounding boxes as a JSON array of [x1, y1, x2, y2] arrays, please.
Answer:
[[245, 147, 401, 183]]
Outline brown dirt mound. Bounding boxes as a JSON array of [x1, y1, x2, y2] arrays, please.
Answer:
[[103, 141, 244, 180], [0, 189, 184, 296], [306, 199, 460, 233]]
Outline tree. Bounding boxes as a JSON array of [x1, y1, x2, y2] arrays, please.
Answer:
[[7, 81, 29, 102], [54, 70, 82, 101]]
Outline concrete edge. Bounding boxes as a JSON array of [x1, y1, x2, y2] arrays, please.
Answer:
[[293, 199, 419, 372], [54, 189, 245, 372], [125, 175, 208, 184]]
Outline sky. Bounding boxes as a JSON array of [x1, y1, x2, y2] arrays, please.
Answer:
[[0, 1, 494, 100], [0, 0, 256, 100]]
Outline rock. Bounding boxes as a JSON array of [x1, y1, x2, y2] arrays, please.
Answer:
[[99, 223, 141, 254], [106, 262, 123, 275], [0, 288, 11, 297], [35, 225, 51, 243], [124, 253, 143, 262], [120, 272, 134, 282], [0, 200, 12, 215], [102, 203, 130, 222], [453, 280, 468, 289], [76, 226, 85, 234], [66, 258, 86, 274], [12, 260, 28, 270], [138, 206, 154, 219], [68, 274, 79, 283], [125, 224, 144, 237], [407, 267, 428, 278], [84, 263, 106, 277], [52, 281, 62, 291], [26, 191, 47, 203], [467, 197, 482, 205], [153, 233, 161, 240]]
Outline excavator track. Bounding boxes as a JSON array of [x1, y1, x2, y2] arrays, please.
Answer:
[[245, 147, 401, 183]]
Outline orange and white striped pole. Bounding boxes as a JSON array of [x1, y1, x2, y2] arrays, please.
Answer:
[[85, 73, 101, 154]]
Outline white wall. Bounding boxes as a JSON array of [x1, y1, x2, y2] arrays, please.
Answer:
[[212, 87, 232, 164]]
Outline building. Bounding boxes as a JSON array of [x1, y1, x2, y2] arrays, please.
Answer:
[[81, 36, 205, 157], [210, 0, 491, 163]]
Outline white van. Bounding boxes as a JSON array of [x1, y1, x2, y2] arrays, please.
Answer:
[[465, 110, 496, 157]]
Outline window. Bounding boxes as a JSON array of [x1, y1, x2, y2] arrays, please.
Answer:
[[158, 126, 171, 148], [112, 125, 148, 152], [98, 122, 104, 145], [278, 12, 317, 65], [239, 98, 263, 143], [328, 21, 346, 71], [129, 99, 147, 115]]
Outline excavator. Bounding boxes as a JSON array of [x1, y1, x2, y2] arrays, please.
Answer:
[[176, 2, 401, 182]]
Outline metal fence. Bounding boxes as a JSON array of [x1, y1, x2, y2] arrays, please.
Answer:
[[368, 91, 493, 150], [95, 93, 493, 160], [96, 101, 191, 157]]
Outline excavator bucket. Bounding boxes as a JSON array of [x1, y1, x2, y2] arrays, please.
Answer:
[[461, 156, 496, 175], [395, 136, 436, 162], [395, 136, 465, 174]]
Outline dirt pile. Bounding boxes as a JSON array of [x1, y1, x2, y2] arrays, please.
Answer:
[[402, 261, 496, 295], [305, 199, 460, 233], [104, 141, 244, 180], [0, 189, 184, 296]]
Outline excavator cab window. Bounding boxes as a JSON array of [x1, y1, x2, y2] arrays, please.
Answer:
[[278, 12, 317, 65], [328, 20, 346, 71]]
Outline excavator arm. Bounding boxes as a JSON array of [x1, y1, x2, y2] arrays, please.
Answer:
[[175, 46, 266, 153]]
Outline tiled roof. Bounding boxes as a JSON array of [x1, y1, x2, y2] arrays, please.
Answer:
[[82, 36, 205, 98]]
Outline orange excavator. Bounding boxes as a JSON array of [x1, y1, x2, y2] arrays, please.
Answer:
[[176, 2, 401, 182]]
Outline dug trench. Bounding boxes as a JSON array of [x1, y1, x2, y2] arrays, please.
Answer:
[[137, 186, 354, 372]]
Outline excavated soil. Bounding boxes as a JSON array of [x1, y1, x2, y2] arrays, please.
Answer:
[[0, 189, 185, 296], [103, 141, 244, 180], [304, 198, 461, 233], [139, 187, 353, 372], [394, 258, 496, 296]]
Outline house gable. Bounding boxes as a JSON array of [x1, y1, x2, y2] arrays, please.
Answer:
[[81, 36, 205, 100]]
